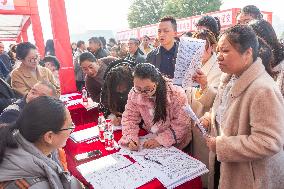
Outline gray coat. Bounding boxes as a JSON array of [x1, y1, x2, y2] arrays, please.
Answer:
[[0, 130, 82, 189]]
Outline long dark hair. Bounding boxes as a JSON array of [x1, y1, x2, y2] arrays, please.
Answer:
[[0, 96, 67, 163], [249, 19, 284, 67], [103, 64, 134, 114], [133, 63, 167, 124], [257, 37, 274, 76]]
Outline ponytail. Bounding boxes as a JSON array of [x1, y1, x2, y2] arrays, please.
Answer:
[[153, 73, 167, 124], [0, 124, 19, 163]]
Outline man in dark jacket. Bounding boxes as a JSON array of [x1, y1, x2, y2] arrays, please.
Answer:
[[125, 38, 145, 64], [146, 16, 179, 78], [88, 37, 108, 59], [0, 78, 20, 113]]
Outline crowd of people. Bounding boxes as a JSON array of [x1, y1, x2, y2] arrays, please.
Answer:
[[0, 4, 283, 189]]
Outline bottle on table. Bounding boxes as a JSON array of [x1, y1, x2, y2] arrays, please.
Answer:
[[105, 119, 114, 151], [82, 87, 88, 103], [98, 112, 106, 142]]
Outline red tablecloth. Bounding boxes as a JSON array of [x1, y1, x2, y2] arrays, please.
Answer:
[[64, 93, 99, 125], [64, 122, 202, 189]]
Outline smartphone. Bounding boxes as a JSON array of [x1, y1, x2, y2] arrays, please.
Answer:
[[75, 150, 102, 161]]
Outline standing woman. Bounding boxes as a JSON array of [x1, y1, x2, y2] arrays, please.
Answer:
[[11, 42, 60, 96], [119, 63, 191, 150], [186, 29, 222, 188], [202, 25, 284, 189], [0, 96, 82, 189]]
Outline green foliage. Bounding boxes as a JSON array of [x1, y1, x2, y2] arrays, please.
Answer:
[[128, 0, 166, 28], [128, 0, 222, 28]]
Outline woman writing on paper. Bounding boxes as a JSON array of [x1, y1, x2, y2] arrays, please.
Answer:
[[119, 63, 191, 150], [100, 61, 135, 126], [201, 25, 284, 189]]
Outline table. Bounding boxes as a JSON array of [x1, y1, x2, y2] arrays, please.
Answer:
[[61, 93, 99, 125], [64, 122, 202, 189]]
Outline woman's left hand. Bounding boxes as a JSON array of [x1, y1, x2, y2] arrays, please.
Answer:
[[192, 69, 208, 90], [143, 139, 161, 149], [205, 136, 216, 153], [112, 117, 121, 126]]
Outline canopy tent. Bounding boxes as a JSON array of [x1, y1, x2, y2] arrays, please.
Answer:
[[0, 0, 76, 94]]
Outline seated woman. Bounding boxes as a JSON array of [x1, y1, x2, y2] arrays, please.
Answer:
[[10, 42, 60, 96], [0, 96, 82, 188], [202, 25, 284, 189], [100, 62, 134, 126], [119, 63, 191, 150]]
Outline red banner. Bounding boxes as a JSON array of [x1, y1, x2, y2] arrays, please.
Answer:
[[116, 8, 273, 41]]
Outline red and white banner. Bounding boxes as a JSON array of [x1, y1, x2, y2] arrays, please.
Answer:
[[0, 0, 15, 10], [116, 8, 272, 42]]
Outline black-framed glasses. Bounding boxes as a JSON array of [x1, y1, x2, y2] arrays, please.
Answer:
[[58, 122, 75, 132], [133, 86, 155, 94], [26, 54, 40, 63]]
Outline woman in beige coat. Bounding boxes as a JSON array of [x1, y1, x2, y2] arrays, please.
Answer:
[[186, 30, 222, 187], [202, 25, 284, 189]]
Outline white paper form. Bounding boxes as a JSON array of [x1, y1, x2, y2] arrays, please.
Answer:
[[173, 37, 206, 89], [77, 153, 155, 189], [132, 147, 208, 189], [69, 126, 99, 143], [89, 162, 154, 189], [76, 153, 132, 177], [118, 133, 157, 156]]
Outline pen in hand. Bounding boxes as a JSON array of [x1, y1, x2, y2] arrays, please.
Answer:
[[129, 139, 139, 151]]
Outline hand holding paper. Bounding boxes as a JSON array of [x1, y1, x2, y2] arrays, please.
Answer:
[[183, 105, 209, 137]]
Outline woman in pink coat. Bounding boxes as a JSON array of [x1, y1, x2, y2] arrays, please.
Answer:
[[119, 63, 191, 150]]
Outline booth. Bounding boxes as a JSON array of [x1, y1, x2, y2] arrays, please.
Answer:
[[0, 0, 76, 94]]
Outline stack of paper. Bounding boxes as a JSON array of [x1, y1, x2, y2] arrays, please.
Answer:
[[77, 134, 208, 189], [133, 147, 208, 189], [69, 126, 99, 143], [119, 134, 208, 188], [77, 153, 155, 189]]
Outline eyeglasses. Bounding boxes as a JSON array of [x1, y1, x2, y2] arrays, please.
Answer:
[[133, 86, 155, 94], [58, 122, 75, 132], [27, 55, 40, 63]]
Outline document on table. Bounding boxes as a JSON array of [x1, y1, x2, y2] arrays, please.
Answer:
[[173, 37, 206, 89], [132, 147, 208, 189], [118, 133, 157, 156], [77, 153, 155, 189], [69, 126, 99, 143]]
